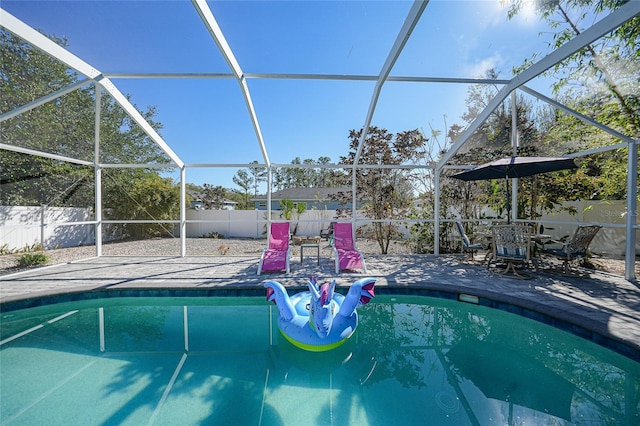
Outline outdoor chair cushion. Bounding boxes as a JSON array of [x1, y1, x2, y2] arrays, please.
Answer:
[[336, 249, 364, 270], [261, 249, 289, 271], [495, 245, 528, 259]]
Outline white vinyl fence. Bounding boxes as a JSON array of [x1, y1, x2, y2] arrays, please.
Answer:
[[532, 200, 639, 258], [1, 201, 637, 256], [185, 208, 338, 239], [1, 206, 94, 251]]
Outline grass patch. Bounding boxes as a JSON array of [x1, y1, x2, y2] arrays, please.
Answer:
[[17, 252, 50, 267]]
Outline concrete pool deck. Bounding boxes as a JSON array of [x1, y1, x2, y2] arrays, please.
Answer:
[[1, 254, 639, 361]]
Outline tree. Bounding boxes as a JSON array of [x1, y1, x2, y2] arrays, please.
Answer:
[[301, 158, 317, 186], [284, 157, 305, 188], [272, 167, 287, 191], [337, 127, 427, 254], [0, 151, 95, 206], [1, 29, 174, 239], [506, 0, 640, 137], [447, 69, 549, 225], [408, 121, 467, 254], [539, 95, 629, 201], [509, 0, 640, 206], [280, 158, 301, 188], [279, 199, 306, 235], [445, 61, 628, 231], [506, 0, 637, 210], [271, 156, 345, 190], [201, 184, 226, 209], [232, 169, 252, 209], [1, 30, 95, 206], [316, 156, 332, 187], [104, 174, 180, 239], [248, 160, 267, 196]]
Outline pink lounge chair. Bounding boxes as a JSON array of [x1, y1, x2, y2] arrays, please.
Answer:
[[333, 222, 366, 273], [257, 222, 291, 275]]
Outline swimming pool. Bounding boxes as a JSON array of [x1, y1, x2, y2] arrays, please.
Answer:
[[1, 295, 638, 425]]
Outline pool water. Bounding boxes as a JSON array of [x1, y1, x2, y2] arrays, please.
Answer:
[[1, 295, 638, 425]]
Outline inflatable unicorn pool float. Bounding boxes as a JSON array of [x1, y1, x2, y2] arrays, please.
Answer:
[[264, 277, 376, 352]]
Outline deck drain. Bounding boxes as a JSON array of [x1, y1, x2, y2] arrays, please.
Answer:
[[435, 391, 460, 414]]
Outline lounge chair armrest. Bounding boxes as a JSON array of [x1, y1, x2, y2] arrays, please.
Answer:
[[541, 241, 566, 251], [544, 234, 569, 246]]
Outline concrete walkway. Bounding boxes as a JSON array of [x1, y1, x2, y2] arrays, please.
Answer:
[[1, 254, 639, 361]]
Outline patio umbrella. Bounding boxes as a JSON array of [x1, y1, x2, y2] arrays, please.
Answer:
[[451, 156, 578, 223]]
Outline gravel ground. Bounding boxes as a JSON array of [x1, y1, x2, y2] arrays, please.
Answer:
[[0, 237, 635, 277], [0, 237, 410, 276]]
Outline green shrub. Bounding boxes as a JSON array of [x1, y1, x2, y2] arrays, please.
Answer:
[[203, 232, 224, 239], [20, 243, 44, 252], [17, 253, 50, 267]]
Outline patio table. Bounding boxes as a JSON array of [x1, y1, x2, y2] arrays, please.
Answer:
[[300, 243, 320, 265]]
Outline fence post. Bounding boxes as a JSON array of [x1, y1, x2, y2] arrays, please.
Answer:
[[40, 204, 46, 249], [256, 210, 260, 238]]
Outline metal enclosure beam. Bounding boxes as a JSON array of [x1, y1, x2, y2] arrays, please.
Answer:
[[0, 9, 184, 169], [1, 2, 637, 278], [625, 141, 638, 281], [436, 0, 640, 169], [94, 84, 103, 257], [105, 71, 510, 85], [191, 0, 271, 169], [0, 79, 92, 122], [353, 0, 429, 167], [94, 77, 184, 168], [351, 0, 428, 216], [511, 91, 518, 224], [0, 10, 101, 78], [0, 143, 94, 166], [434, 171, 440, 255], [180, 167, 187, 257], [519, 86, 633, 143]]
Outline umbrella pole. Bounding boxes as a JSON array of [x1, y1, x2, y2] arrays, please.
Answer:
[[505, 177, 511, 224]]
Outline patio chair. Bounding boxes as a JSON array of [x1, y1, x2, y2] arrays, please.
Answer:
[[257, 222, 291, 275], [320, 221, 335, 242], [333, 222, 366, 273], [455, 221, 487, 260], [542, 225, 601, 274], [490, 225, 535, 279]]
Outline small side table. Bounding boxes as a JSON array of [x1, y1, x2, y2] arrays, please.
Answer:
[[300, 243, 320, 265]]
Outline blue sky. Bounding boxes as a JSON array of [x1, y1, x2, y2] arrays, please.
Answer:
[[2, 0, 555, 189]]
